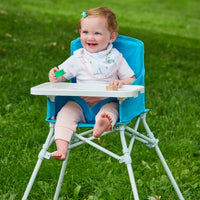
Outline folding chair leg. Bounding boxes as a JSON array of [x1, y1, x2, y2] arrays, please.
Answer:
[[22, 158, 43, 200], [141, 114, 185, 200], [119, 125, 139, 200], [155, 145, 185, 200], [22, 122, 54, 200], [126, 163, 139, 200], [54, 150, 70, 200]]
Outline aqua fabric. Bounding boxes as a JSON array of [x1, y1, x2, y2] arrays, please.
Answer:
[[46, 35, 146, 124], [46, 96, 118, 124]]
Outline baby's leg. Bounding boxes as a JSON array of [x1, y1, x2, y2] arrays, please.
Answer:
[[93, 102, 119, 138], [52, 101, 85, 161]]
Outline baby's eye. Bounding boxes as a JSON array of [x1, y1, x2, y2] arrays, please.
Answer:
[[83, 31, 88, 34], [95, 32, 101, 35]]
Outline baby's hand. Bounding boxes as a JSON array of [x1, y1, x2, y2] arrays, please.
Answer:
[[49, 67, 59, 82], [49, 67, 66, 82], [108, 80, 123, 88]]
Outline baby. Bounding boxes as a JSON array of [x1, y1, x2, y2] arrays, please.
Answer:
[[49, 7, 136, 161]]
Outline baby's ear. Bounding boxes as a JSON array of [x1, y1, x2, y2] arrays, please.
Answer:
[[110, 32, 118, 43]]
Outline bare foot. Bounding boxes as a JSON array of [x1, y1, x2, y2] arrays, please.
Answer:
[[52, 139, 69, 161], [93, 112, 112, 138]]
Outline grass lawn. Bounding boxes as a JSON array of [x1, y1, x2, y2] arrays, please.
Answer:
[[0, 0, 200, 199]]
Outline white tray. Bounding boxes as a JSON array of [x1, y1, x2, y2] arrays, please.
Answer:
[[31, 82, 144, 98]]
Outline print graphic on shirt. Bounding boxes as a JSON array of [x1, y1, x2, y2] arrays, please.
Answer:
[[82, 44, 122, 79]]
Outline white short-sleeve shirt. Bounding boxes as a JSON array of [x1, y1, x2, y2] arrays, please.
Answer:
[[58, 47, 134, 85]]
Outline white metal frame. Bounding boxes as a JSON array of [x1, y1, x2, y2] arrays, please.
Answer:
[[22, 113, 184, 200]]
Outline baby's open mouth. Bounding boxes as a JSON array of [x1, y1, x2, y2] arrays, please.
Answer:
[[87, 43, 97, 47]]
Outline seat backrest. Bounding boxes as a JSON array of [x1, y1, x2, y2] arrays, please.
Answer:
[[46, 35, 146, 123]]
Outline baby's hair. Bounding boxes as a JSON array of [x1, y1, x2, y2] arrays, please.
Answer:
[[78, 7, 118, 33]]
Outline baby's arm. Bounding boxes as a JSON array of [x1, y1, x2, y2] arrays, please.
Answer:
[[49, 67, 66, 82], [108, 76, 136, 88]]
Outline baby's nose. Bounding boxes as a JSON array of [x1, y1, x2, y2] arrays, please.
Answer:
[[88, 33, 95, 40]]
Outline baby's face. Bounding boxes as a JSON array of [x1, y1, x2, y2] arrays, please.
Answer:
[[80, 16, 116, 53]]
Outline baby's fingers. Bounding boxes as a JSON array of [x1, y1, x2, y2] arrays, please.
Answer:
[[109, 80, 122, 87], [51, 67, 59, 73], [49, 67, 59, 82]]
